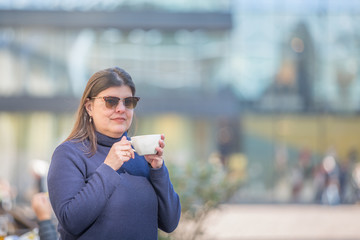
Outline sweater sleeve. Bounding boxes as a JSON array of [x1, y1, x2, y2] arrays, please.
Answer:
[[47, 143, 119, 236], [149, 163, 181, 233], [38, 220, 58, 240]]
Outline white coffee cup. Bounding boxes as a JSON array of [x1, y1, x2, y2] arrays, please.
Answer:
[[130, 134, 161, 156]]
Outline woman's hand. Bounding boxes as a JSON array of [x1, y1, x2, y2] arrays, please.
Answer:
[[31, 192, 53, 221], [104, 136, 135, 171], [145, 134, 165, 169]]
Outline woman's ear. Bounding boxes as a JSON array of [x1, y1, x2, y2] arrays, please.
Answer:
[[84, 98, 93, 116]]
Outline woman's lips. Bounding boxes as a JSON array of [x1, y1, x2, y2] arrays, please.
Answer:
[[112, 117, 126, 122]]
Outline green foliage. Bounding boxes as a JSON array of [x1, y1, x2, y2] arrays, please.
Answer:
[[160, 159, 243, 240]]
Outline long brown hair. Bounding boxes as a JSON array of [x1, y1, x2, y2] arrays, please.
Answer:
[[66, 67, 136, 155]]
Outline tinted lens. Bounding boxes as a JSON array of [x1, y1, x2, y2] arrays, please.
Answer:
[[103, 97, 120, 108], [102, 96, 139, 109], [124, 97, 139, 109]]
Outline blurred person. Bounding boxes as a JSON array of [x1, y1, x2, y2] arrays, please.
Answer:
[[30, 159, 50, 193], [47, 67, 181, 240], [217, 118, 241, 167], [31, 193, 57, 240], [290, 162, 304, 202], [351, 162, 360, 203], [321, 154, 341, 205], [312, 162, 327, 203], [0, 179, 16, 213], [290, 149, 312, 202], [350, 150, 360, 203], [217, 120, 232, 166], [338, 150, 355, 203]]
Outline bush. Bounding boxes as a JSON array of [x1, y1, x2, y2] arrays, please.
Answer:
[[160, 157, 243, 240]]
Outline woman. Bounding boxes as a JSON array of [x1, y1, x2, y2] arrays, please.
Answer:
[[47, 67, 181, 240]]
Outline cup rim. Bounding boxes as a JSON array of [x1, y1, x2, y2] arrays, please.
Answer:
[[130, 134, 161, 139]]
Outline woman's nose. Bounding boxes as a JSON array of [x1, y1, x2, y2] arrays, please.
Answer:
[[115, 100, 126, 112]]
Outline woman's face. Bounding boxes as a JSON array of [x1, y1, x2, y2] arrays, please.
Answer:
[[85, 85, 134, 138]]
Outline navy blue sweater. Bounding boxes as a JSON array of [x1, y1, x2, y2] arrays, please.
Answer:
[[47, 132, 181, 240]]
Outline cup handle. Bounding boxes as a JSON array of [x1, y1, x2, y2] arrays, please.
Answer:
[[128, 141, 136, 152]]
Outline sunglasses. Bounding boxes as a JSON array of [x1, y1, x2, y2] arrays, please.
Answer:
[[91, 96, 140, 109]]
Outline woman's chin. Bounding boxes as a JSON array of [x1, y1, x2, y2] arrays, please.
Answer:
[[109, 127, 127, 137]]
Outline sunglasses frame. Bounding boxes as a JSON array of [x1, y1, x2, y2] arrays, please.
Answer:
[[91, 96, 140, 109]]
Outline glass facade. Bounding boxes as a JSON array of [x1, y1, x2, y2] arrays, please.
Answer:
[[232, 0, 360, 112], [1, 0, 360, 204], [0, 0, 231, 12], [0, 3, 233, 203]]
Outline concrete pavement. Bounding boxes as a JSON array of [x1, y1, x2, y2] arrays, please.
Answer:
[[199, 204, 360, 240]]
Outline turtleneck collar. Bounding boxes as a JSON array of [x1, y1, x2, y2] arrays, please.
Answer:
[[96, 131, 129, 147]]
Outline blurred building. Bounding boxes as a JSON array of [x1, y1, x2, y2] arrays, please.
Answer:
[[0, 0, 235, 202], [0, 0, 360, 203]]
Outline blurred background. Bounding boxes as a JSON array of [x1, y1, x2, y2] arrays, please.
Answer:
[[1, 0, 360, 239]]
